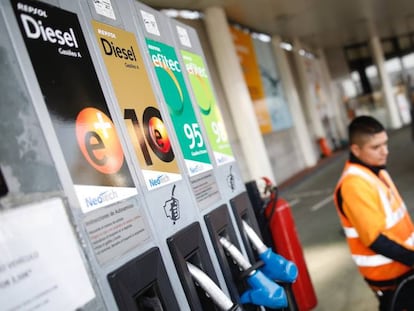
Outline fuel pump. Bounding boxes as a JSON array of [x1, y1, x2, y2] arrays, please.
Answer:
[[186, 262, 241, 311], [219, 236, 288, 309]]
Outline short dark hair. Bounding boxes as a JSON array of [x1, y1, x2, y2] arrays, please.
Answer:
[[348, 116, 385, 146]]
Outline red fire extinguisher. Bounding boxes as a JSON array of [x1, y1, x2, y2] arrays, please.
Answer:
[[262, 178, 318, 311]]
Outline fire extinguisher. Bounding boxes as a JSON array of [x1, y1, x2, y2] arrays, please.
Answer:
[[262, 178, 318, 311]]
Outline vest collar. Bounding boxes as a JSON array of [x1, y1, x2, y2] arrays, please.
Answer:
[[349, 152, 386, 176]]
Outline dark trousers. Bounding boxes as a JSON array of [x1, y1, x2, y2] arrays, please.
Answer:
[[375, 289, 394, 311], [374, 279, 414, 311]]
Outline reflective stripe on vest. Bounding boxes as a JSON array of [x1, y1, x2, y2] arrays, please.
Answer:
[[343, 226, 358, 238], [352, 253, 393, 267], [344, 227, 414, 243], [344, 226, 414, 267]]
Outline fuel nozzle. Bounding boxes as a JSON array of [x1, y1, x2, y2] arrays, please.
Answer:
[[242, 221, 298, 283], [219, 236, 287, 309], [240, 269, 287, 309]]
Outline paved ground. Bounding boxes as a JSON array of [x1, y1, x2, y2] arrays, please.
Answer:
[[278, 125, 414, 311]]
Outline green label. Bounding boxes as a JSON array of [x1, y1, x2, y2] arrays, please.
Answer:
[[181, 50, 234, 165], [145, 39, 211, 175]]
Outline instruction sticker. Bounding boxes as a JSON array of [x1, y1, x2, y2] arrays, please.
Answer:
[[176, 25, 191, 48], [140, 10, 160, 36], [84, 200, 151, 266], [93, 0, 116, 20]]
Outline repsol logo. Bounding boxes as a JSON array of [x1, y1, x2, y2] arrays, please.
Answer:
[[149, 175, 169, 187], [20, 13, 78, 48], [100, 38, 136, 61], [85, 190, 118, 208], [17, 2, 47, 18], [97, 28, 116, 39]]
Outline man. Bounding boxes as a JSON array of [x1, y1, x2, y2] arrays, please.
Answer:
[[333, 115, 414, 310]]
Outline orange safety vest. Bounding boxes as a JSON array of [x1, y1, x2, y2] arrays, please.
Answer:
[[334, 162, 414, 287]]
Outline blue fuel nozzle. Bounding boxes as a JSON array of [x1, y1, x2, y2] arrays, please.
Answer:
[[240, 270, 287, 309], [259, 248, 298, 283]]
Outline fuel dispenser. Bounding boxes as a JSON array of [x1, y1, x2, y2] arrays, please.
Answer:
[[1, 0, 300, 310]]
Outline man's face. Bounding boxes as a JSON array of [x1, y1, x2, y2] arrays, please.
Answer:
[[351, 131, 389, 166]]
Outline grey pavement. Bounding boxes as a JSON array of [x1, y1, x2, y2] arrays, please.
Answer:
[[278, 125, 414, 311]]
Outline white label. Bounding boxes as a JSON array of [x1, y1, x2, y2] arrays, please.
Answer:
[[140, 10, 160, 36], [93, 0, 116, 20], [0, 198, 95, 311], [74, 184, 138, 213], [176, 25, 191, 48]]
